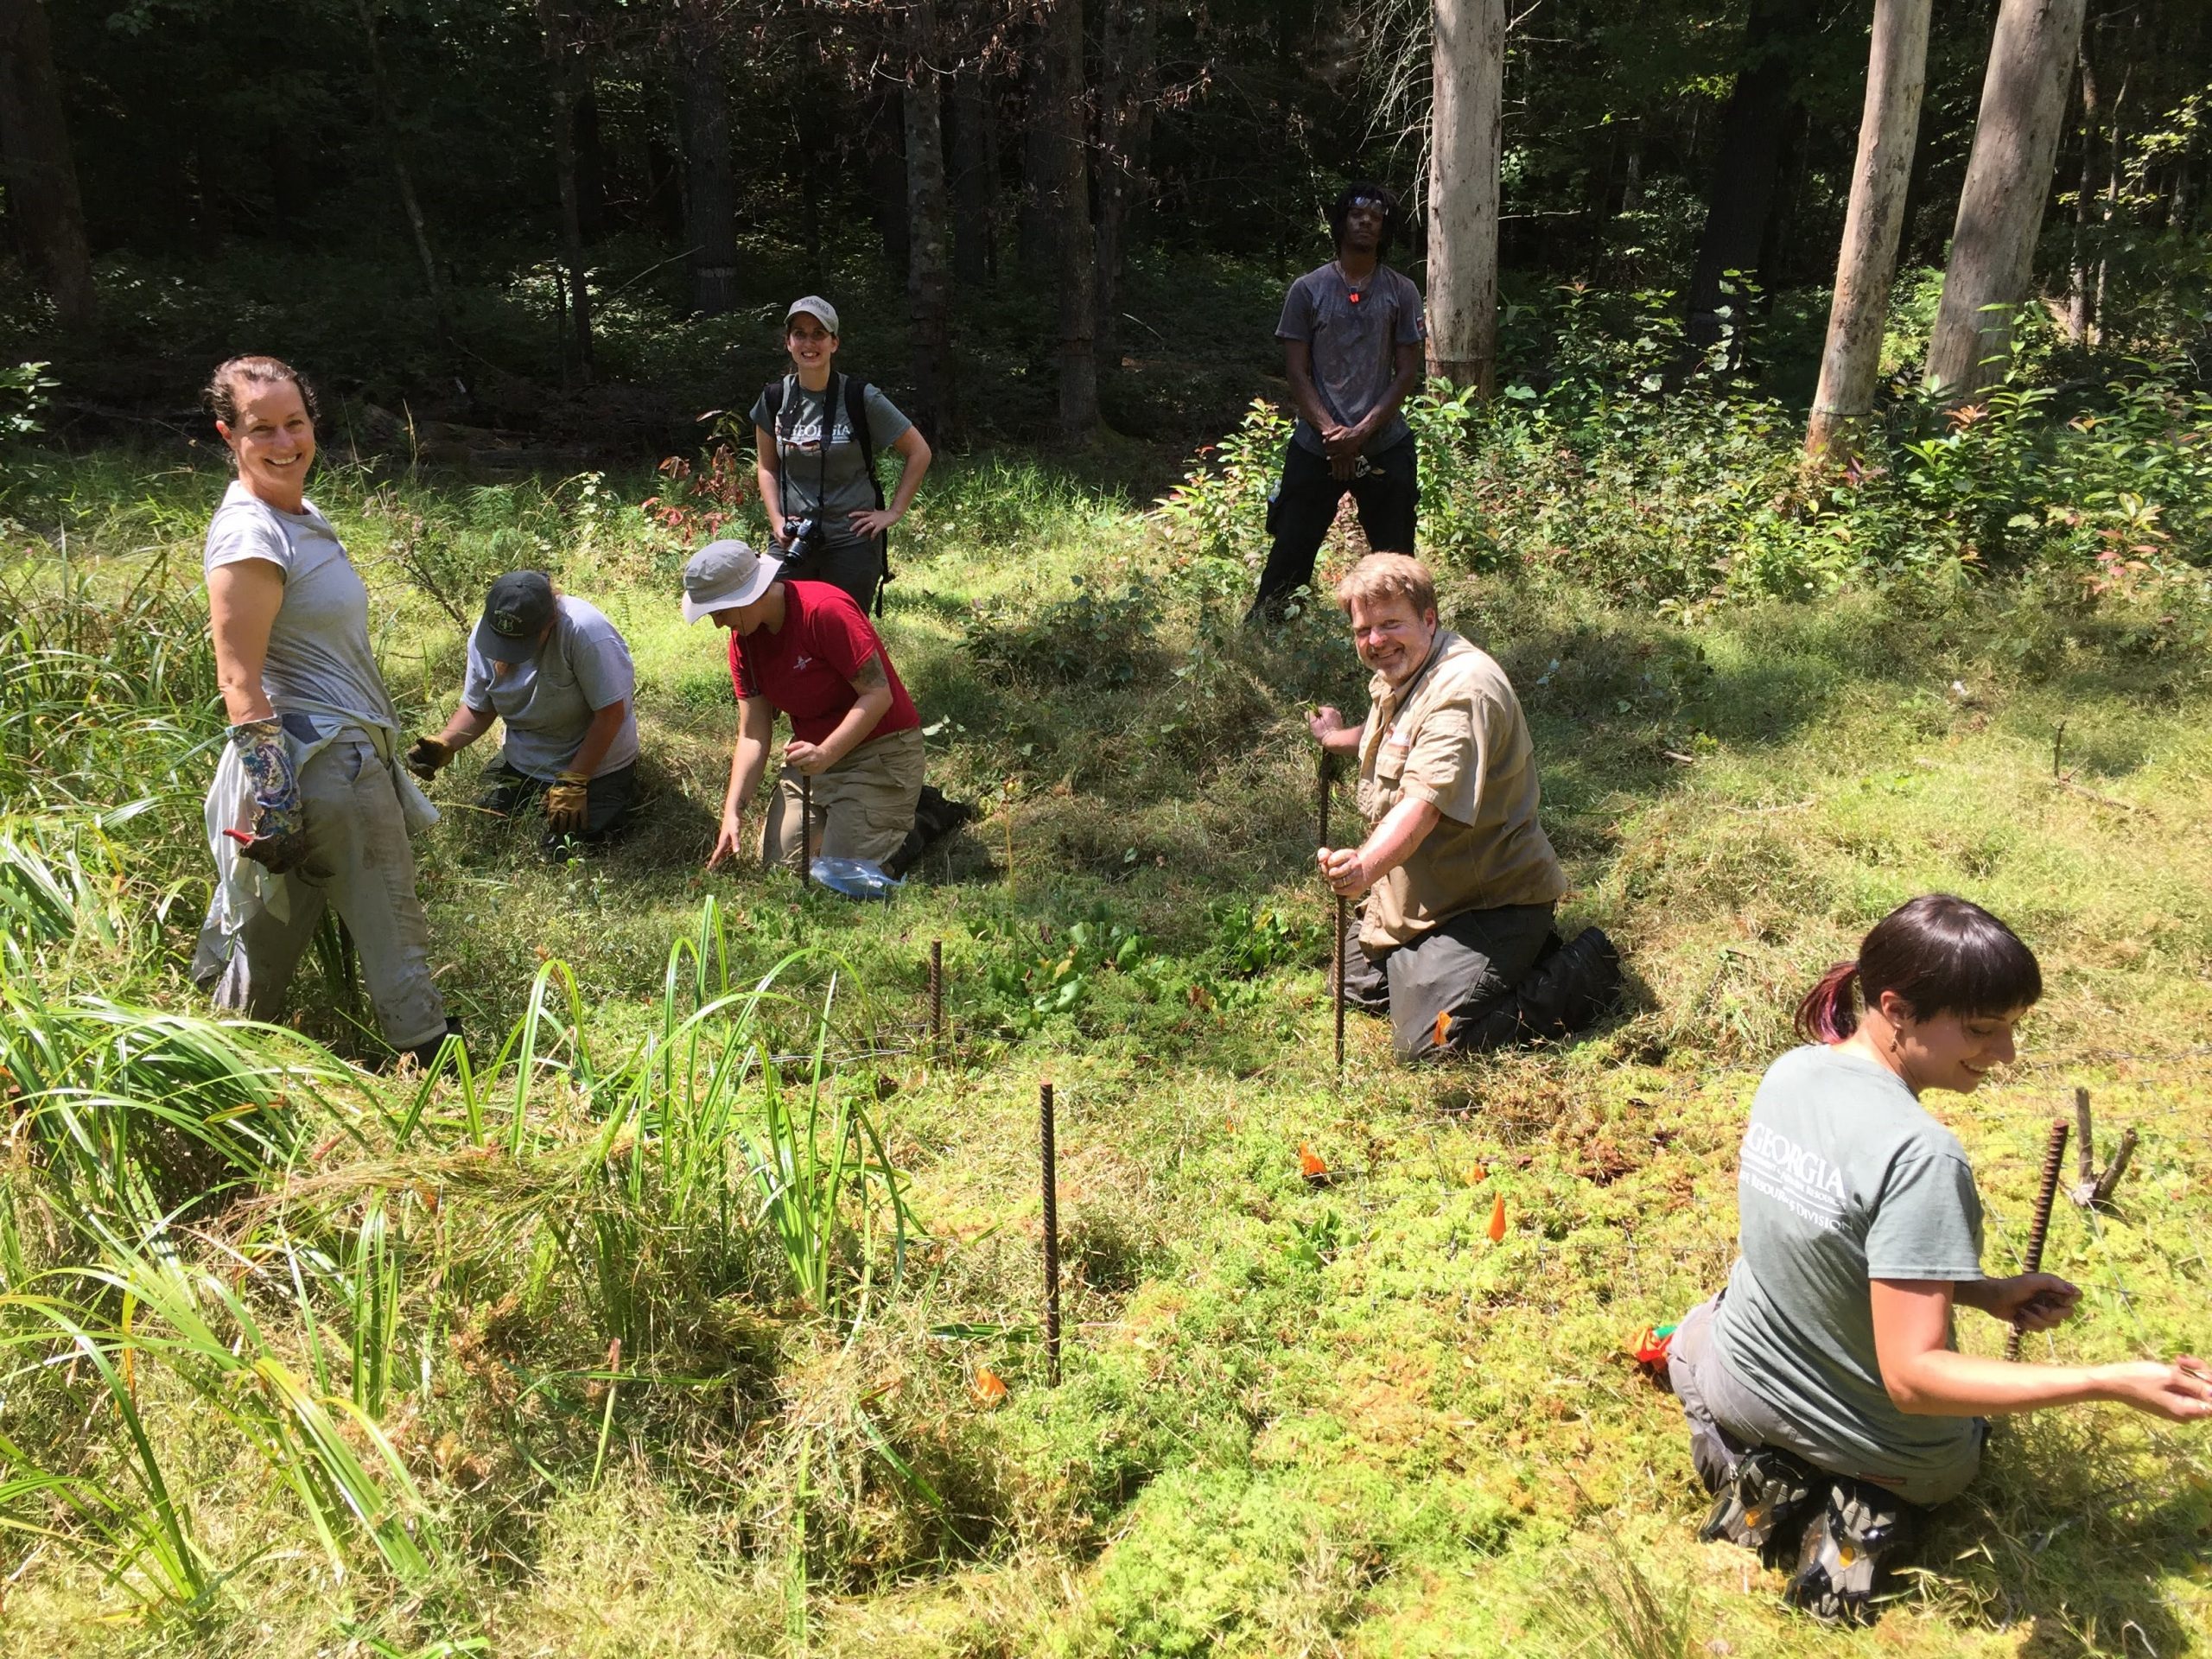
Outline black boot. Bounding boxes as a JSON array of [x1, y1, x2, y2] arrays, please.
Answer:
[[400, 1017, 465, 1076], [1783, 1478, 1923, 1625], [1698, 1446, 1826, 1567]]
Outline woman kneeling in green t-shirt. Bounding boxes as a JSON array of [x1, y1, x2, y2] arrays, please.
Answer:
[[1668, 894, 2210, 1624]]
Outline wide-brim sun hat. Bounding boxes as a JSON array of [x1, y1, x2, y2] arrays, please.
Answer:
[[681, 538, 782, 622]]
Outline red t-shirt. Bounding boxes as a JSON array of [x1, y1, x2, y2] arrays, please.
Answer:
[[728, 580, 920, 748]]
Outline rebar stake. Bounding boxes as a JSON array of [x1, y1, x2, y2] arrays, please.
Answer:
[[2007, 1116, 2071, 1362], [1040, 1080, 1061, 1387], [929, 939, 944, 1053], [1319, 747, 1344, 1084], [799, 772, 813, 887]]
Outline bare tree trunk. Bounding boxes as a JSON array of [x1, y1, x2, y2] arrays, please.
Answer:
[[1805, 0, 1932, 463], [2063, 35, 2100, 346], [1427, 0, 1504, 394], [0, 0, 94, 328], [1039, 0, 1098, 436], [905, 0, 957, 440], [950, 58, 997, 284], [1018, 13, 1056, 274], [2091, 17, 2134, 339], [677, 0, 740, 316], [537, 0, 594, 385], [353, 0, 450, 344], [1686, 0, 1816, 355], [1093, 0, 1155, 359], [1923, 0, 2089, 402]]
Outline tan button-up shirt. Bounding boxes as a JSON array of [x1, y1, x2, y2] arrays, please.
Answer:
[[1354, 629, 1566, 952]]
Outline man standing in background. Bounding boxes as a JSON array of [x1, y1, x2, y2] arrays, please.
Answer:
[[1247, 181, 1427, 624]]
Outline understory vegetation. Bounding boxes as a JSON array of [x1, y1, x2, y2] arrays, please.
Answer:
[[3, 335, 2211, 1656]]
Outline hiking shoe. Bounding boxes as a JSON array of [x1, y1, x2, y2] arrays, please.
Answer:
[[1783, 1478, 1921, 1625], [1699, 1446, 1824, 1565]]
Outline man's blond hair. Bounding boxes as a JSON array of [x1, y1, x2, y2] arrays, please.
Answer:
[[1336, 552, 1436, 618]]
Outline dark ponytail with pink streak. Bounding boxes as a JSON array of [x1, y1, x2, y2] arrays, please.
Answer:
[[1795, 894, 2042, 1044]]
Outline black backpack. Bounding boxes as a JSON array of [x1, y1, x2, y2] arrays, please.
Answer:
[[761, 372, 891, 615]]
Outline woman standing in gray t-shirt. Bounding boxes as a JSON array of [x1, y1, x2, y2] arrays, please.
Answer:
[[1666, 895, 2210, 1625], [749, 296, 933, 615], [191, 355, 453, 1070]]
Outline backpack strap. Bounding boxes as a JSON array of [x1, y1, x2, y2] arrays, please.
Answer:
[[844, 376, 892, 616]]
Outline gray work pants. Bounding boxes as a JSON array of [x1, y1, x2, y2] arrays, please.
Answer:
[[197, 734, 448, 1051], [1669, 1294, 1983, 1508], [1340, 901, 1557, 1062]]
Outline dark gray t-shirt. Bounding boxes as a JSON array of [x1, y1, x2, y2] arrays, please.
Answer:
[[203, 480, 398, 732], [1276, 262, 1426, 456], [461, 595, 639, 781], [1712, 1044, 1986, 1484], [749, 376, 912, 552]]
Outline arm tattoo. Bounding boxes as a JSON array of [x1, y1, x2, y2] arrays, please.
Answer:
[[851, 653, 889, 695]]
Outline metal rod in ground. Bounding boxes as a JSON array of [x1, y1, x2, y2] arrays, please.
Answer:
[[929, 939, 944, 1052], [799, 772, 813, 887], [1333, 895, 1347, 1079], [1315, 746, 1332, 850], [2006, 1116, 2071, 1362], [1040, 1080, 1061, 1386], [2074, 1086, 2094, 1187]]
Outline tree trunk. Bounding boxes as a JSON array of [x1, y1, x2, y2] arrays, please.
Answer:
[[1093, 0, 1156, 359], [1805, 0, 1933, 463], [575, 84, 606, 242], [1687, 0, 1817, 354], [2063, 24, 2101, 346], [353, 0, 451, 345], [1019, 14, 1057, 274], [905, 0, 957, 440], [0, 0, 96, 327], [1040, 0, 1098, 436], [537, 0, 594, 385], [1427, 0, 1504, 394], [1923, 0, 2089, 402], [950, 59, 997, 284], [677, 0, 740, 316]]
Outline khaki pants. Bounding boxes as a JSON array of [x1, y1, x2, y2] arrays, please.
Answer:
[[198, 733, 448, 1051], [760, 726, 924, 873]]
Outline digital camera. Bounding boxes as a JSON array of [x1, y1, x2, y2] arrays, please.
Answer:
[[782, 515, 826, 558]]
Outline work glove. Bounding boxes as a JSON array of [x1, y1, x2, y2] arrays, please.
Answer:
[[226, 718, 312, 874], [405, 734, 454, 780], [544, 770, 591, 835]]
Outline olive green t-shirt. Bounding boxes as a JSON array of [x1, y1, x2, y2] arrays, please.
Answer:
[[1353, 631, 1566, 952]]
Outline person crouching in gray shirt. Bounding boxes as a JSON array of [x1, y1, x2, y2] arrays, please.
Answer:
[[1247, 181, 1426, 624], [408, 570, 641, 851]]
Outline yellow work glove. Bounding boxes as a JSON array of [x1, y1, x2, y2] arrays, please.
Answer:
[[545, 770, 591, 834]]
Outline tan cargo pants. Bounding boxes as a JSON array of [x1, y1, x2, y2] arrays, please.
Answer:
[[760, 725, 925, 873]]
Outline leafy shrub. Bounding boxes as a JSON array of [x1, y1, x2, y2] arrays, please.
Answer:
[[962, 575, 1164, 690]]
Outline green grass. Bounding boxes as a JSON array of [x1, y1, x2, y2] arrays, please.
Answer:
[[3, 442, 2210, 1657]]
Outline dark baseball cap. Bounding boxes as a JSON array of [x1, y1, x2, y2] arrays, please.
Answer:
[[474, 569, 557, 664]]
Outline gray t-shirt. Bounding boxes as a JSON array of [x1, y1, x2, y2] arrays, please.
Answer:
[[461, 595, 639, 781], [203, 480, 398, 732], [749, 375, 912, 552], [1712, 1045, 1986, 1484], [1276, 261, 1426, 456]]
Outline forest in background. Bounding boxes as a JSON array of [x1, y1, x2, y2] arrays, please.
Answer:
[[1, 0, 2208, 461]]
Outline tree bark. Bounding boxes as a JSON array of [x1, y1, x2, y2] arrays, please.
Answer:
[[1686, 0, 1817, 355], [353, 0, 451, 344], [677, 0, 740, 316], [1093, 0, 1156, 359], [575, 84, 606, 242], [1805, 0, 1933, 463], [1039, 0, 1099, 435], [905, 0, 957, 440], [1923, 0, 2089, 402], [1018, 11, 1057, 274], [1427, 0, 1504, 394], [537, 0, 594, 385], [950, 57, 997, 284], [0, 0, 96, 327]]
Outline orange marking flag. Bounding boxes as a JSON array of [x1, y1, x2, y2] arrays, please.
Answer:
[[1487, 1193, 1508, 1243]]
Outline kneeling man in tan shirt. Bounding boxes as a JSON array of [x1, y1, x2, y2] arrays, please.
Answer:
[[1309, 554, 1620, 1061]]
